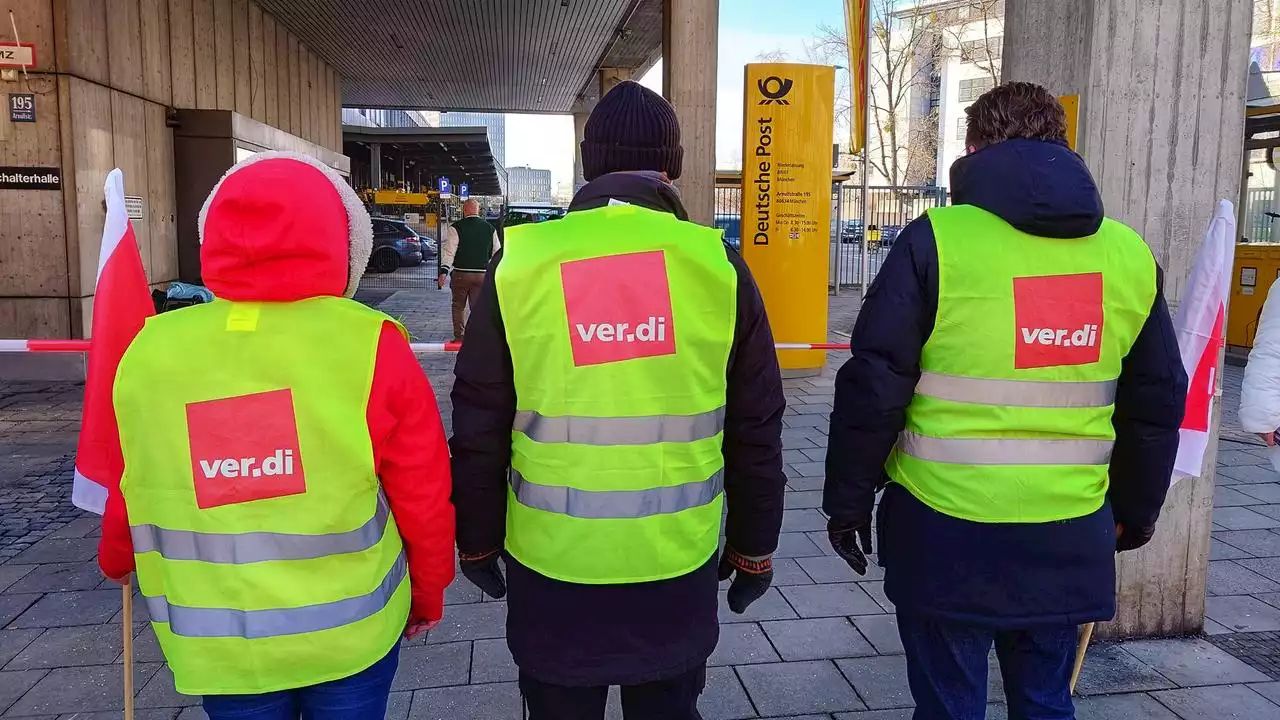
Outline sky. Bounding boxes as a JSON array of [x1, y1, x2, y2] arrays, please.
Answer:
[[504, 0, 847, 190]]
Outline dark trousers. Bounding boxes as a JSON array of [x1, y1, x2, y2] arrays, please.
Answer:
[[202, 645, 398, 720], [897, 613, 1077, 720], [519, 665, 706, 720]]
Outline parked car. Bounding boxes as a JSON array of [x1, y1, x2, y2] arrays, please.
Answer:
[[841, 220, 863, 244], [503, 205, 566, 227], [368, 218, 423, 273], [417, 232, 437, 259], [879, 224, 904, 248], [713, 214, 741, 249]]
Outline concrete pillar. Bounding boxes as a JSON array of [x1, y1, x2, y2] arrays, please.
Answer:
[[370, 143, 381, 190], [599, 67, 632, 97], [1004, 0, 1252, 637], [573, 110, 590, 192], [663, 0, 718, 226]]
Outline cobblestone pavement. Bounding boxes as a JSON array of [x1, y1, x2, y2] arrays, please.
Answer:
[[0, 294, 1278, 718]]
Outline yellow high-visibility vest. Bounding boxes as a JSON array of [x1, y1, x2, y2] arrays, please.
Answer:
[[495, 204, 738, 583], [114, 296, 409, 695], [888, 205, 1156, 523]]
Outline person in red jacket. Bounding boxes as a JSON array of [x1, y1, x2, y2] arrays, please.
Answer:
[[97, 152, 454, 718]]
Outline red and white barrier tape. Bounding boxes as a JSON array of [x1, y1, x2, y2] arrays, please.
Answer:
[[0, 340, 850, 354]]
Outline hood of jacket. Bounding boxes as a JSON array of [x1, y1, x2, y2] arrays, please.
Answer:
[[949, 138, 1103, 239], [568, 170, 689, 219], [198, 152, 373, 302]]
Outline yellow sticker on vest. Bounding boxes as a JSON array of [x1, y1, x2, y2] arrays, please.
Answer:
[[225, 304, 261, 332]]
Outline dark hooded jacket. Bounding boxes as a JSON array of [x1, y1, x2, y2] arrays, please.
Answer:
[[450, 171, 786, 685], [824, 139, 1188, 626]]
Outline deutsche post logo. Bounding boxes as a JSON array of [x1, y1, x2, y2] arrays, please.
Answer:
[[758, 76, 793, 105]]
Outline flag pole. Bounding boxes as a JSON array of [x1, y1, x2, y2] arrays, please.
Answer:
[[859, 0, 872, 298], [1069, 622, 1095, 694], [123, 579, 134, 720]]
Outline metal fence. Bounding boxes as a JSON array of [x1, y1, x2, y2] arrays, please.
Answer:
[[714, 184, 950, 288], [355, 186, 952, 295], [833, 185, 949, 288], [1245, 187, 1278, 243], [356, 216, 442, 293]]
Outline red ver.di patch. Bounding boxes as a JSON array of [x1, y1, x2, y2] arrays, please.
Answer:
[[561, 250, 677, 366], [1013, 272, 1104, 369], [186, 388, 306, 509]]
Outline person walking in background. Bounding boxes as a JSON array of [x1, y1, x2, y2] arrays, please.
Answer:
[[449, 80, 786, 719], [439, 198, 501, 342], [99, 152, 456, 719], [823, 83, 1187, 719]]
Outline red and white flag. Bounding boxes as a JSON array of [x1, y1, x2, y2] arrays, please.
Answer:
[[1172, 200, 1236, 482], [72, 170, 155, 513]]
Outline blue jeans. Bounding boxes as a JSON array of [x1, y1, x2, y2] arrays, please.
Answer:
[[202, 645, 399, 720], [897, 613, 1076, 720]]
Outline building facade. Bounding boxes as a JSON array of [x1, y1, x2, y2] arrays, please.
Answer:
[[1, 0, 344, 338], [866, 0, 1004, 188], [508, 166, 554, 204], [932, 8, 1003, 184], [341, 108, 439, 128], [439, 112, 507, 166]]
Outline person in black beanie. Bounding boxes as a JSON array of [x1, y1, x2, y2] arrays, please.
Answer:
[[449, 80, 786, 720]]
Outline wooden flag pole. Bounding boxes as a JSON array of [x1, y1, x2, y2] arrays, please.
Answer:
[[123, 579, 134, 720], [1069, 622, 1095, 694]]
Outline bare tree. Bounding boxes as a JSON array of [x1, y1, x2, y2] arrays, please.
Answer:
[[810, 0, 941, 186], [940, 0, 1004, 85], [754, 48, 793, 62]]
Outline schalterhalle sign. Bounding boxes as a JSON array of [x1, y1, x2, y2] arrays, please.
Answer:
[[0, 167, 61, 191]]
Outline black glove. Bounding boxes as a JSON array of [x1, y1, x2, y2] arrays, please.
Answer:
[[717, 547, 774, 614], [459, 550, 507, 599], [1115, 523, 1155, 553], [828, 518, 873, 575]]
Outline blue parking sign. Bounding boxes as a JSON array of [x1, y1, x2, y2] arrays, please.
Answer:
[[460, 182, 469, 199], [438, 176, 451, 198]]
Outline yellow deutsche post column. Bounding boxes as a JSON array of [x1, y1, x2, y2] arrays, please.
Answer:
[[740, 64, 836, 375]]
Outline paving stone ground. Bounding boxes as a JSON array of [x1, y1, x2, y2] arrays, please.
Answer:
[[0, 289, 1277, 718]]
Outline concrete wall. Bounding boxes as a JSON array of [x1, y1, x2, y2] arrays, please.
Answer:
[[663, 0, 718, 225], [0, 0, 342, 338], [1004, 0, 1253, 637]]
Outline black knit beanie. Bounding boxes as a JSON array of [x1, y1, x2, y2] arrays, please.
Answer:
[[581, 81, 683, 181]]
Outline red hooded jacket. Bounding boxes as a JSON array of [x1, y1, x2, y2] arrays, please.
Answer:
[[98, 154, 455, 625]]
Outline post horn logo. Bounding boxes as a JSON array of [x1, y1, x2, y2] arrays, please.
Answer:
[[757, 76, 793, 105]]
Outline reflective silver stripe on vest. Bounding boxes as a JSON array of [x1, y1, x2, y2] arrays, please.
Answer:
[[513, 407, 725, 446], [916, 372, 1117, 409], [898, 431, 1113, 466], [129, 494, 390, 564], [144, 552, 406, 639], [509, 469, 723, 519]]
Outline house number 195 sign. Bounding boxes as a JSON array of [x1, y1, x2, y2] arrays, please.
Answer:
[[8, 94, 35, 123]]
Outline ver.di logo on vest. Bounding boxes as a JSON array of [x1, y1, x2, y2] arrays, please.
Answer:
[[560, 250, 677, 366], [1012, 272, 1104, 369], [186, 388, 307, 509]]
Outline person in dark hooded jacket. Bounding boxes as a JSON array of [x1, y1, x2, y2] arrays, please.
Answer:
[[449, 81, 786, 719], [823, 83, 1187, 719]]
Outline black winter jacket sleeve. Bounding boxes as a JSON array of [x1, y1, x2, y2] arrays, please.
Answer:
[[449, 246, 787, 559], [1108, 266, 1188, 530], [449, 252, 515, 556]]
